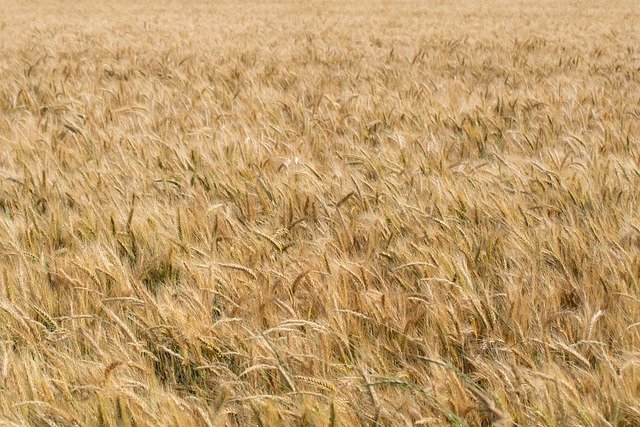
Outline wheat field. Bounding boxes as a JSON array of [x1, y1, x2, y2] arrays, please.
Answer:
[[1, 0, 640, 425]]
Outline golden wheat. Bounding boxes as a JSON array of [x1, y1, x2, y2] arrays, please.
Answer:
[[1, 0, 640, 425]]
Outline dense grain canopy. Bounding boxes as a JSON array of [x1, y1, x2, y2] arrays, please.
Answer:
[[1, 0, 640, 425]]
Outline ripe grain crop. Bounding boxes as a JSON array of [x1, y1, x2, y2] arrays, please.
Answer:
[[1, 0, 640, 425]]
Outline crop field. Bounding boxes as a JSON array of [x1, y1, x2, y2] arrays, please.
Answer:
[[1, 0, 640, 425]]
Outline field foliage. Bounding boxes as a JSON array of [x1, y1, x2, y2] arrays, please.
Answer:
[[1, 0, 640, 425]]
